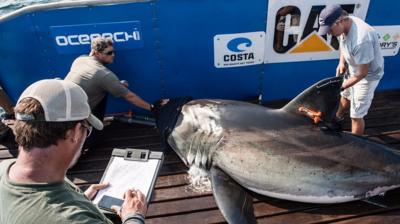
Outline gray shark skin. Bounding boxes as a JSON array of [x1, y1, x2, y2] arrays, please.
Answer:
[[155, 77, 400, 223]]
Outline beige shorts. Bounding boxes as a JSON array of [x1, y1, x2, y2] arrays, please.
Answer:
[[341, 78, 380, 119]]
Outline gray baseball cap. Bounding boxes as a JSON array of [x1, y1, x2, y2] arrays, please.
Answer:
[[16, 79, 103, 130], [318, 4, 343, 35]]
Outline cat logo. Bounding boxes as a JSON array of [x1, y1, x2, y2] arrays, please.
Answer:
[[264, 0, 370, 63]]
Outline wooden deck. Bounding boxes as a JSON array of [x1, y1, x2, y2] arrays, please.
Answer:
[[1, 89, 400, 223]]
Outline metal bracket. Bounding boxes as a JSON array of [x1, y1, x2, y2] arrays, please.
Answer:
[[124, 149, 149, 161]]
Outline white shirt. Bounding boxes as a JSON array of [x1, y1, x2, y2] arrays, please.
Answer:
[[339, 16, 384, 81]]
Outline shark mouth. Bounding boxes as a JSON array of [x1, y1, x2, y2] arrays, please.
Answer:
[[185, 165, 212, 193]]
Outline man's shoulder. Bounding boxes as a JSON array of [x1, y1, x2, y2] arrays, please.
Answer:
[[70, 56, 111, 77], [74, 55, 98, 64], [0, 159, 15, 178], [4, 207, 109, 224], [350, 16, 377, 41]]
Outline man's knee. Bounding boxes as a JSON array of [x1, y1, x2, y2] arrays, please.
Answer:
[[351, 117, 363, 122]]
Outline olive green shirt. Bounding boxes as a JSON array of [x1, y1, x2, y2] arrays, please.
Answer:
[[0, 159, 113, 224]]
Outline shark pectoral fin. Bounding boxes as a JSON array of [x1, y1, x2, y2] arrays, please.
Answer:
[[210, 167, 256, 224]]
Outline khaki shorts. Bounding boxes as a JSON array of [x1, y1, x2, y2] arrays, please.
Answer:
[[341, 78, 380, 119]]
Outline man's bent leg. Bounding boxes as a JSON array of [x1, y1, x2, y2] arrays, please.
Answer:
[[349, 79, 379, 136], [337, 86, 351, 119], [336, 96, 350, 119], [351, 118, 365, 135]]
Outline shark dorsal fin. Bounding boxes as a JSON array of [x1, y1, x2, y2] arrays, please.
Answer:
[[282, 76, 343, 123]]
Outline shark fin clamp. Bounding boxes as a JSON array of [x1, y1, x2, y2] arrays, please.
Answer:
[[298, 106, 322, 124]]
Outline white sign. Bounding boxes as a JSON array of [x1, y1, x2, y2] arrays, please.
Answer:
[[214, 31, 265, 68], [55, 31, 141, 46], [264, 0, 370, 64], [375, 26, 400, 57]]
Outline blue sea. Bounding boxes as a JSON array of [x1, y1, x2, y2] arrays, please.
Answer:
[[0, 0, 79, 16]]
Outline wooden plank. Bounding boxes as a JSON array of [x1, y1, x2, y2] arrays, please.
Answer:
[[257, 201, 378, 224], [67, 162, 187, 183], [144, 201, 376, 224], [147, 186, 400, 223], [368, 132, 400, 145], [147, 195, 218, 218], [332, 208, 400, 224], [0, 85, 14, 113], [72, 173, 189, 190], [145, 209, 225, 224], [0, 150, 17, 159], [68, 155, 179, 173], [99, 135, 162, 148], [150, 184, 211, 202], [68, 152, 181, 171]]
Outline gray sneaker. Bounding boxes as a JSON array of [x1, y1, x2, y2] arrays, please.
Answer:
[[334, 116, 345, 123]]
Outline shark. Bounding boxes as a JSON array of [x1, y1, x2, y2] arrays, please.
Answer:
[[154, 76, 400, 224]]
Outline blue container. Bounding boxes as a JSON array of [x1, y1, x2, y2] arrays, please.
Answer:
[[0, 0, 399, 114]]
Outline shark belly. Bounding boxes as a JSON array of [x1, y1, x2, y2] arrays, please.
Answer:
[[155, 77, 400, 223], [212, 127, 400, 204]]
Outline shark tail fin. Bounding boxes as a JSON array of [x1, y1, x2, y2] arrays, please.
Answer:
[[282, 76, 343, 123]]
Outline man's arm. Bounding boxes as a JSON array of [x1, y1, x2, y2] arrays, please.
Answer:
[[336, 50, 347, 76], [122, 214, 145, 224], [341, 40, 375, 89], [123, 91, 152, 111], [341, 63, 369, 90]]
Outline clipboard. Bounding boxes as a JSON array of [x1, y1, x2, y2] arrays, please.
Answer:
[[93, 148, 163, 214]]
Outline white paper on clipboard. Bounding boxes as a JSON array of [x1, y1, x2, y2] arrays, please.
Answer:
[[93, 156, 161, 205]]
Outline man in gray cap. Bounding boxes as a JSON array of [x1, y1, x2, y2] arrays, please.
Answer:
[[0, 79, 146, 224], [318, 4, 384, 135]]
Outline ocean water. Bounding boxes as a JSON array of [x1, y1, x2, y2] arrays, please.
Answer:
[[0, 0, 79, 16]]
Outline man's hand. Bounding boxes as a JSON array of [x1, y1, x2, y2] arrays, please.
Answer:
[[120, 80, 129, 87], [336, 62, 347, 77], [341, 64, 369, 90], [84, 182, 109, 200], [111, 189, 147, 220], [160, 99, 169, 106], [151, 99, 170, 115]]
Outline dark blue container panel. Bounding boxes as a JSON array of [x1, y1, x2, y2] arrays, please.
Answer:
[[0, 0, 399, 114], [0, 2, 163, 114], [156, 0, 267, 100], [364, 0, 400, 92], [0, 14, 52, 102]]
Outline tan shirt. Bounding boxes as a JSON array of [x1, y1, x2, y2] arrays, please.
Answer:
[[65, 56, 129, 109]]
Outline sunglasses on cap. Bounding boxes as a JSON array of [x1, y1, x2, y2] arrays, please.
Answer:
[[102, 50, 115, 56], [81, 121, 93, 138]]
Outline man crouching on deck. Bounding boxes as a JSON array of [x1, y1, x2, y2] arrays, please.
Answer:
[[0, 79, 146, 224]]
